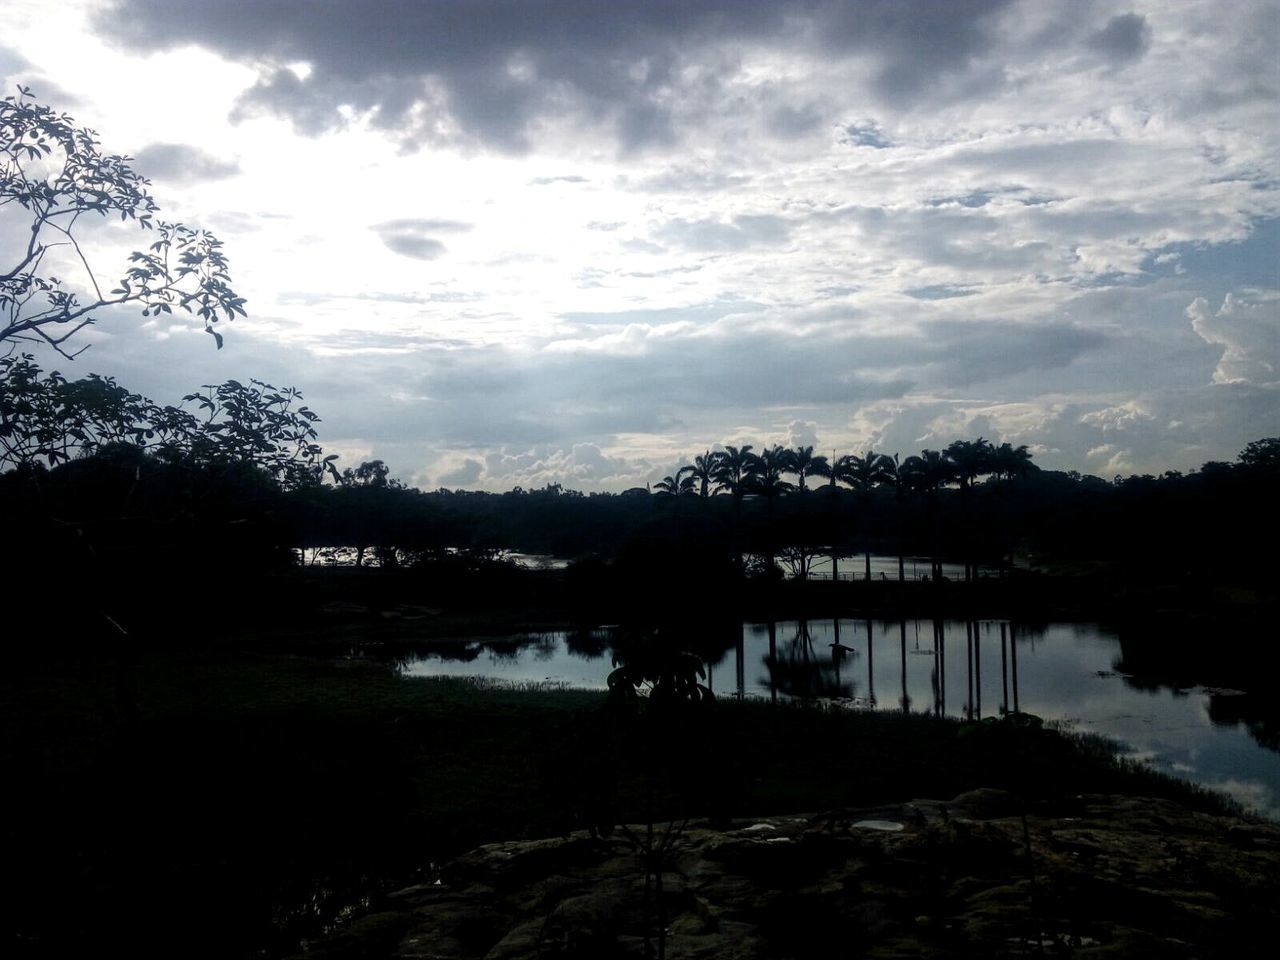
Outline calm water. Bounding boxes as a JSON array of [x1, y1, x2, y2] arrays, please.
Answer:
[[398, 619, 1280, 819]]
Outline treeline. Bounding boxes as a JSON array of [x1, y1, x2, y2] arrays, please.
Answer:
[[3, 355, 1278, 601]]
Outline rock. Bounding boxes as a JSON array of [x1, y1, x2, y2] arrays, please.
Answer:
[[299, 791, 1280, 959]]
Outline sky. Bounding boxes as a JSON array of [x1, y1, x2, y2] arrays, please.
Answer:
[[2, 0, 1277, 491]]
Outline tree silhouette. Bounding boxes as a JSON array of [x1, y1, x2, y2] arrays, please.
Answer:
[[653, 467, 694, 497], [944, 438, 994, 578], [711, 444, 757, 500], [1, 88, 244, 357], [944, 437, 994, 491], [686, 450, 718, 499], [899, 449, 953, 581], [845, 450, 894, 580], [750, 446, 793, 576], [788, 444, 828, 493], [990, 442, 1036, 483]]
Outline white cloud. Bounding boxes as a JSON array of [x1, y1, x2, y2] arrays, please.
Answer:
[[1187, 292, 1280, 384], [1, 0, 1276, 489]]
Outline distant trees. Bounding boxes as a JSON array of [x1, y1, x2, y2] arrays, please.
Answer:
[[1239, 437, 1280, 472], [647, 437, 1054, 582], [2, 87, 244, 357]]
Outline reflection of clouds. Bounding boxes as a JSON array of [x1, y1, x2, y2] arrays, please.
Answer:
[[1208, 778, 1279, 819]]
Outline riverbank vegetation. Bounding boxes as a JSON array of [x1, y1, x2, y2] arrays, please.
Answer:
[[0, 645, 1244, 959]]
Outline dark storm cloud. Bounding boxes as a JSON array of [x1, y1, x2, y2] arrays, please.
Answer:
[[98, 0, 1016, 152], [839, 121, 892, 149], [920, 320, 1109, 387], [371, 219, 471, 261], [404, 325, 912, 444], [394, 309, 1110, 446], [1086, 13, 1152, 65], [132, 142, 240, 183]]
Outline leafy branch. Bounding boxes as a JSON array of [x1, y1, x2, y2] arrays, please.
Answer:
[[1, 86, 245, 358]]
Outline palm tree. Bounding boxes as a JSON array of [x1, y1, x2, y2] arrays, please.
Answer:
[[753, 445, 794, 492], [653, 466, 694, 497], [990, 442, 1036, 483], [880, 453, 911, 581], [810, 452, 845, 580], [751, 445, 794, 574], [943, 437, 993, 492], [713, 445, 757, 575], [845, 450, 894, 580], [944, 438, 994, 579], [899, 449, 953, 581], [789, 445, 828, 494], [987, 442, 1036, 574], [686, 450, 718, 499], [712, 444, 757, 500]]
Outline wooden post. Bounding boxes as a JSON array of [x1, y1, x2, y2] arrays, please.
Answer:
[[974, 620, 981, 719], [900, 619, 909, 713], [1010, 621, 1020, 713], [767, 620, 776, 704], [865, 619, 876, 707], [1000, 622, 1009, 714]]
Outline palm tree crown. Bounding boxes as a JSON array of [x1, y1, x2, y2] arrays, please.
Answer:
[[712, 444, 758, 499], [686, 450, 718, 498], [789, 445, 828, 493], [654, 466, 694, 497]]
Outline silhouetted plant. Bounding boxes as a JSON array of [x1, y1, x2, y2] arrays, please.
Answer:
[[653, 466, 694, 497], [605, 630, 715, 960], [788, 444, 828, 493], [1, 87, 244, 357], [685, 450, 718, 498]]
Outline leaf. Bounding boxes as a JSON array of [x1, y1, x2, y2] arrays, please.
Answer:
[[206, 325, 224, 350]]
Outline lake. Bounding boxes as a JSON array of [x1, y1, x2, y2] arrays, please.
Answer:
[[397, 619, 1280, 820]]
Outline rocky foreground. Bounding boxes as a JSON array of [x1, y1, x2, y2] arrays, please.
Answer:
[[296, 790, 1280, 959]]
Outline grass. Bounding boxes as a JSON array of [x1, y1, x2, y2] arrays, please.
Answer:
[[0, 646, 1242, 960]]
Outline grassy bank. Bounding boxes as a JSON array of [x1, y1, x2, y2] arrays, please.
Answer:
[[1, 646, 1241, 959]]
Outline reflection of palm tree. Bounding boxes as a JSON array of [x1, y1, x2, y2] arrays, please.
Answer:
[[762, 619, 852, 700]]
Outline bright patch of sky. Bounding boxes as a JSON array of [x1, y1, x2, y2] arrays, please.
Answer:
[[3, 0, 1277, 490]]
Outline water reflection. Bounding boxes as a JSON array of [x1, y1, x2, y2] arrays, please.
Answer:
[[396, 619, 1280, 819]]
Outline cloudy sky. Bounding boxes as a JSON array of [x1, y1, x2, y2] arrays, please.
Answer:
[[3, 0, 1276, 489]]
